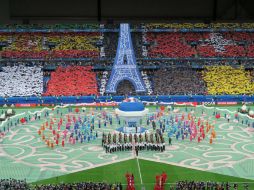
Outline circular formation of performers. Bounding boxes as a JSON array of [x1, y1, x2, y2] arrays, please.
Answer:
[[102, 131, 165, 154]]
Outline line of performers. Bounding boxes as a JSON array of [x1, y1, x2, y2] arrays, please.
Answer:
[[102, 132, 166, 154]]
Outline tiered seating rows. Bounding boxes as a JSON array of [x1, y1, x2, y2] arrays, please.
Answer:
[[146, 32, 254, 58], [0, 65, 43, 97], [1, 65, 254, 97], [44, 66, 98, 96], [0, 33, 99, 58], [202, 66, 254, 95]]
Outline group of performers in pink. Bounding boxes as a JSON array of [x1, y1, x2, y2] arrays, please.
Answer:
[[149, 107, 217, 145]]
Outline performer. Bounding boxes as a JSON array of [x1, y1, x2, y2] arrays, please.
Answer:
[[62, 139, 65, 147], [210, 137, 213, 144], [135, 146, 139, 157]]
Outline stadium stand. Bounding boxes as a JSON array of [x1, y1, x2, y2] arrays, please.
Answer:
[[144, 32, 254, 58], [103, 32, 118, 59], [145, 22, 254, 30], [47, 33, 100, 58], [0, 24, 99, 30], [174, 180, 247, 190], [0, 179, 29, 190], [146, 33, 196, 58], [1, 29, 254, 60], [1, 24, 254, 97], [44, 66, 98, 96], [97, 71, 110, 96], [33, 182, 122, 190], [0, 32, 100, 58], [152, 68, 206, 95], [0, 65, 43, 97], [131, 32, 143, 58], [202, 66, 254, 95], [0, 179, 122, 190], [0, 178, 249, 190]]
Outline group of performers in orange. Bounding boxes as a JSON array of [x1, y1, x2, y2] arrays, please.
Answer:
[[38, 119, 64, 149]]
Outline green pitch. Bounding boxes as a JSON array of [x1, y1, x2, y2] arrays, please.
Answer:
[[33, 158, 254, 190], [0, 104, 254, 188]]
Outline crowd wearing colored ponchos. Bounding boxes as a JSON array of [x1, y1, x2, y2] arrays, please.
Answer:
[[145, 31, 254, 58], [44, 66, 98, 96], [1, 63, 254, 97], [202, 66, 254, 95], [145, 22, 254, 30], [0, 32, 99, 59], [0, 65, 43, 97]]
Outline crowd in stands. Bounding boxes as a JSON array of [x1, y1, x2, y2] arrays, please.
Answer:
[[145, 22, 254, 30], [0, 179, 29, 190], [44, 66, 98, 96], [152, 68, 206, 95], [1, 23, 254, 60], [0, 64, 254, 97], [0, 33, 100, 59], [0, 24, 99, 30], [2, 22, 254, 31], [0, 178, 250, 190], [1, 30, 254, 59], [147, 33, 196, 58], [0, 65, 43, 97], [103, 32, 118, 59], [0, 63, 254, 97], [202, 66, 254, 95], [0, 179, 122, 190], [131, 32, 143, 58], [97, 71, 110, 96], [33, 182, 122, 190], [1, 23, 254, 97], [174, 180, 249, 190], [145, 32, 254, 58]]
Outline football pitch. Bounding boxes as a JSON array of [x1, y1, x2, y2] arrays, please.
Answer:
[[33, 158, 254, 190], [0, 105, 254, 189]]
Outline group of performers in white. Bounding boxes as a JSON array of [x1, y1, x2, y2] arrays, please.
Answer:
[[102, 132, 165, 153]]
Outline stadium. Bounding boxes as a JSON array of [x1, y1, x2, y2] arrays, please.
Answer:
[[1, 0, 254, 189]]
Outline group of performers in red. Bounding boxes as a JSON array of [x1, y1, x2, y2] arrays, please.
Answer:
[[154, 172, 167, 190], [125, 172, 135, 190], [125, 172, 167, 190]]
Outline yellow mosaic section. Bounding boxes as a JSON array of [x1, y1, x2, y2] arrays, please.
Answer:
[[46, 34, 100, 51], [202, 66, 254, 95]]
